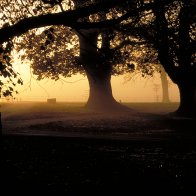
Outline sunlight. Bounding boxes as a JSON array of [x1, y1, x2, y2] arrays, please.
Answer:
[[2, 59, 180, 103]]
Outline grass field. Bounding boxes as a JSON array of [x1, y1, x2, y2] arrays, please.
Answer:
[[1, 101, 186, 140], [1, 102, 196, 194], [1, 101, 179, 114], [2, 101, 193, 139]]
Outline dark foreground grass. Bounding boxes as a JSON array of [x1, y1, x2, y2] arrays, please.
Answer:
[[2, 134, 196, 195], [1, 102, 195, 195]]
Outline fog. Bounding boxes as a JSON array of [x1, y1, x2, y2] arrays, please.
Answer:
[[3, 62, 180, 103]]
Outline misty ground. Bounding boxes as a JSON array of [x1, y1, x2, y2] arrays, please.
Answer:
[[1, 102, 196, 194]]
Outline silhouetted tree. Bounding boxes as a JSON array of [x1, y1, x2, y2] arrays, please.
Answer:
[[65, 0, 136, 110], [152, 0, 195, 116], [1, 0, 144, 112], [1, 0, 194, 115], [120, 0, 195, 116], [15, 25, 135, 111], [122, 39, 171, 103], [16, 22, 160, 110], [160, 67, 170, 103]]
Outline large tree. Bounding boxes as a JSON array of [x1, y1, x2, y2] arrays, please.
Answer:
[[15, 25, 135, 111], [0, 0, 144, 112], [119, 0, 195, 116], [153, 0, 196, 116], [1, 0, 194, 116]]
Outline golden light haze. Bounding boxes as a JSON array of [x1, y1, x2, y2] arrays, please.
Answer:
[[4, 62, 180, 103]]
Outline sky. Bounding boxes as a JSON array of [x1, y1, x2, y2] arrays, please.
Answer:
[[3, 61, 180, 103]]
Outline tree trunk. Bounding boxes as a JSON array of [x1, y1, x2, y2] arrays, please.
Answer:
[[78, 29, 130, 112], [160, 67, 170, 103], [0, 112, 2, 140], [85, 66, 124, 112], [176, 83, 196, 117]]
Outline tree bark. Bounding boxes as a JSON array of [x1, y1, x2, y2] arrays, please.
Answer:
[[78, 29, 130, 112], [84, 65, 125, 112], [160, 67, 170, 103], [153, 4, 195, 117], [176, 82, 196, 117], [0, 112, 2, 141]]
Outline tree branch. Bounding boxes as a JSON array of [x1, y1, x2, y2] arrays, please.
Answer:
[[0, 0, 127, 44], [0, 0, 175, 44], [113, 39, 146, 50]]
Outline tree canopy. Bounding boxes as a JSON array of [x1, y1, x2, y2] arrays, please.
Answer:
[[0, 0, 159, 91]]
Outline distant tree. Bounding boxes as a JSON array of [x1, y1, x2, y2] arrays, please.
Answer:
[[122, 40, 171, 103], [160, 67, 170, 103]]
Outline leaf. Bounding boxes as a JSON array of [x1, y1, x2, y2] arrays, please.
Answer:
[[3, 90, 12, 97], [17, 79, 23, 85], [40, 45, 45, 50], [9, 87, 13, 91]]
